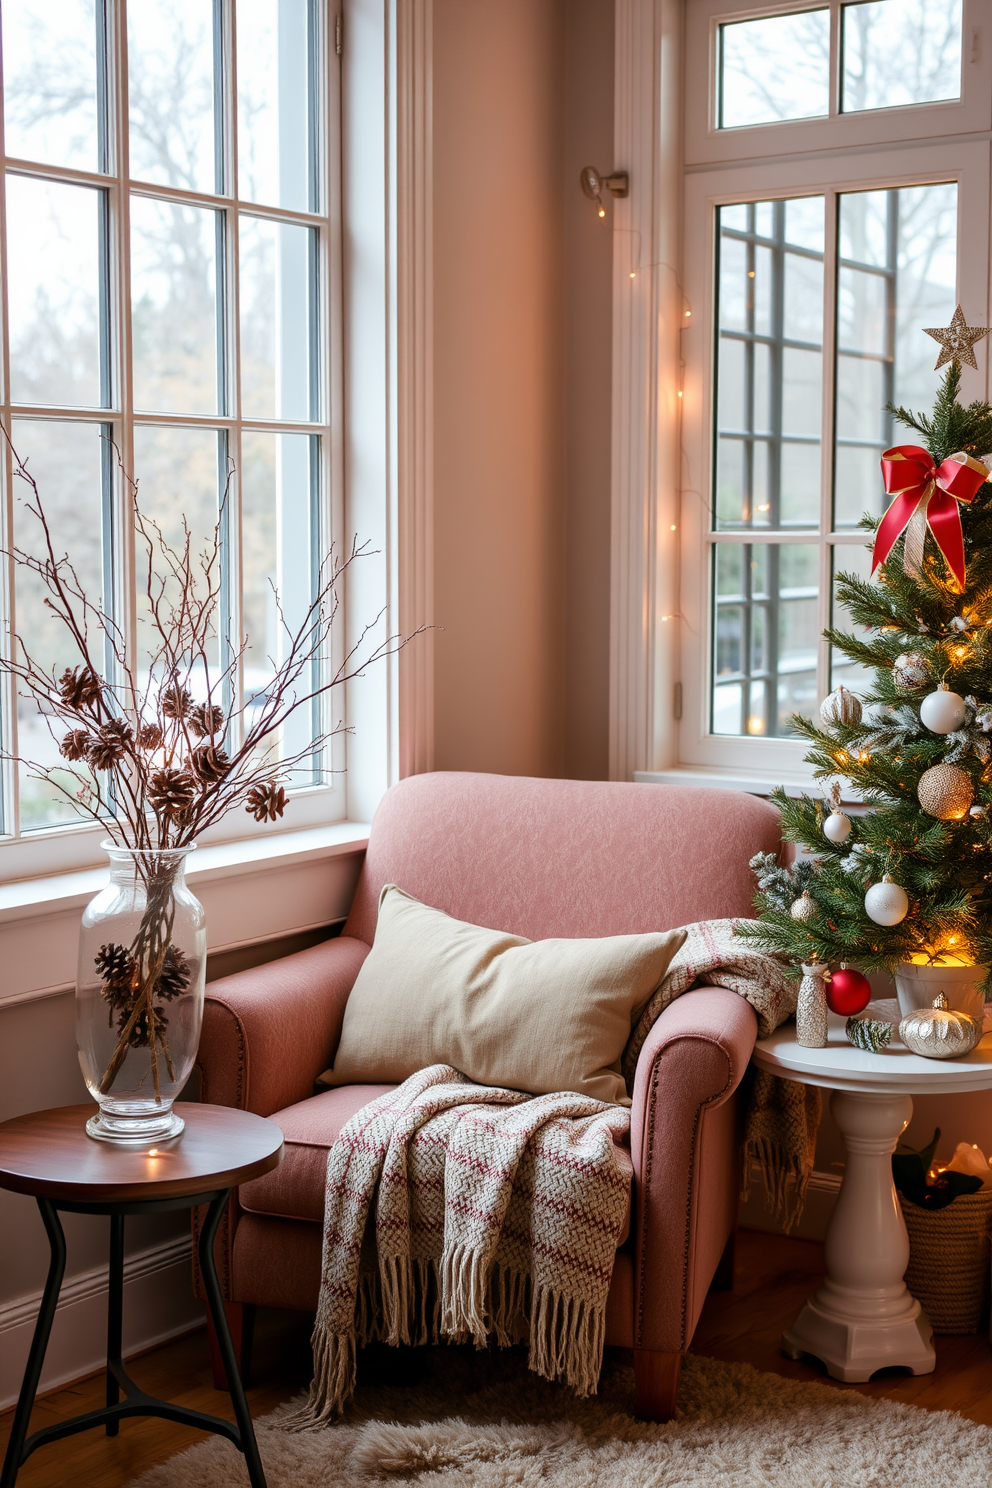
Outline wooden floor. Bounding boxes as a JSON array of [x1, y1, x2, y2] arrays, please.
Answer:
[[2, 1228, 991, 1487]]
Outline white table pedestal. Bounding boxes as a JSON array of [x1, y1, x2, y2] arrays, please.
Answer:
[[782, 1089, 934, 1383]]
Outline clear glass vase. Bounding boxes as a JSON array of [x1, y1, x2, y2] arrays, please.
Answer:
[[76, 844, 206, 1144]]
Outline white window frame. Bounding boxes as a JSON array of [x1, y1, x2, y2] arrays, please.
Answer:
[[679, 139, 992, 777], [0, 0, 353, 881]]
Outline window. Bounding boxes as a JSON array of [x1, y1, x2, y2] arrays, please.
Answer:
[[680, 0, 990, 774], [0, 0, 339, 861]]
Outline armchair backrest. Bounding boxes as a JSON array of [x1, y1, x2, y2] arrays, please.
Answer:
[[344, 772, 781, 946]]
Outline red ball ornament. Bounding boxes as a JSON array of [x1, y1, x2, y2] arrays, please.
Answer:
[[826, 966, 872, 1016]]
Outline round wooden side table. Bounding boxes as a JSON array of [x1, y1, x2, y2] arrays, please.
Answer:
[[0, 1102, 283, 1488], [752, 1005, 992, 1383]]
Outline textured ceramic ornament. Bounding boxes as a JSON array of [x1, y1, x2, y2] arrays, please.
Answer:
[[819, 685, 863, 728], [919, 685, 967, 735], [823, 810, 852, 844], [846, 1017, 893, 1053], [796, 962, 829, 1048], [898, 992, 983, 1060], [894, 652, 928, 688], [864, 874, 910, 926], [790, 892, 817, 923], [917, 762, 975, 820]]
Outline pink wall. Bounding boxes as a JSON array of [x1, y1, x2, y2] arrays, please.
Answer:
[[432, 0, 614, 781]]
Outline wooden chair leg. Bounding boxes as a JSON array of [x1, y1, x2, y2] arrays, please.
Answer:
[[207, 1301, 255, 1392], [633, 1348, 681, 1422], [710, 1226, 737, 1292]]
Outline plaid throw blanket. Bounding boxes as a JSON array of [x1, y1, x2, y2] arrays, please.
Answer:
[[297, 918, 815, 1425]]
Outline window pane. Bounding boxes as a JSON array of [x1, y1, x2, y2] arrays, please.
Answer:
[[831, 542, 876, 696], [833, 183, 957, 528], [240, 215, 316, 421], [719, 10, 830, 128], [7, 175, 106, 408], [131, 196, 221, 415], [128, 0, 218, 192], [2, 0, 101, 171], [11, 419, 106, 830], [238, 0, 315, 211], [712, 542, 819, 737], [714, 200, 824, 531], [133, 426, 222, 673], [241, 431, 319, 784], [842, 0, 962, 113]]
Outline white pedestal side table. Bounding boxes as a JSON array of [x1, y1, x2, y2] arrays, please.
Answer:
[[752, 1004, 992, 1383]]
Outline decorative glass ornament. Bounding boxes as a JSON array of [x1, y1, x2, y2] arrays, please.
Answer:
[[893, 652, 928, 688], [919, 684, 967, 734], [917, 762, 974, 820], [796, 962, 828, 1048], [823, 810, 852, 844], [790, 891, 817, 922], [819, 685, 862, 728], [826, 964, 872, 1016], [864, 874, 909, 926], [846, 1016, 893, 1053], [898, 992, 983, 1060]]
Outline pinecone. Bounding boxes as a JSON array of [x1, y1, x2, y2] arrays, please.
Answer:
[[156, 944, 191, 1001], [160, 683, 192, 720], [87, 719, 132, 770], [148, 768, 196, 820], [58, 665, 101, 710], [60, 728, 92, 762], [189, 744, 232, 783], [137, 721, 164, 750], [94, 942, 135, 985], [189, 703, 225, 738], [246, 780, 288, 822], [121, 1004, 168, 1050]]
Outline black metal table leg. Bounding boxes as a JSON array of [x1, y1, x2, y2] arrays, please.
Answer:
[[0, 1199, 67, 1488], [198, 1193, 267, 1488], [106, 1213, 124, 1436]]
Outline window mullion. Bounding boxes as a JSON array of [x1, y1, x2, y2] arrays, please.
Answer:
[[818, 187, 839, 703], [0, 53, 17, 838], [111, 0, 138, 728], [225, 0, 245, 743]]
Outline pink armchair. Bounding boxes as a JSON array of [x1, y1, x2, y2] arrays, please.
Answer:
[[194, 772, 781, 1419]]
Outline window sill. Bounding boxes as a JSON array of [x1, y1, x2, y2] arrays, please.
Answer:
[[635, 765, 865, 805], [0, 822, 371, 1009]]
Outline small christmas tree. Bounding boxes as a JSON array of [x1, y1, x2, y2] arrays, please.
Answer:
[[739, 321, 992, 992]]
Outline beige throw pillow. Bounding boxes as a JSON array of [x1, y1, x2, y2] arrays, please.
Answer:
[[319, 885, 686, 1105]]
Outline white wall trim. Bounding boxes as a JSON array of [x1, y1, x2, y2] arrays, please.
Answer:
[[609, 0, 684, 781], [395, 0, 435, 778], [0, 1235, 202, 1412]]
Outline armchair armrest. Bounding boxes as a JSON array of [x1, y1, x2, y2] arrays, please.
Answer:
[[629, 986, 757, 1354], [196, 935, 370, 1116]]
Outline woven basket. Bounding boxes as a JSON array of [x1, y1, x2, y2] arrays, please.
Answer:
[[899, 1189, 992, 1334]]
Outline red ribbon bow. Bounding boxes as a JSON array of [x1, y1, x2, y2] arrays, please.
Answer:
[[874, 445, 989, 589]]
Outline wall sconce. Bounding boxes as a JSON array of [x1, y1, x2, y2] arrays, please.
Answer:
[[580, 166, 629, 217]]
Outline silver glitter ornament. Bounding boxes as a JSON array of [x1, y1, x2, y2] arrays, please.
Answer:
[[790, 892, 817, 922], [894, 652, 928, 688]]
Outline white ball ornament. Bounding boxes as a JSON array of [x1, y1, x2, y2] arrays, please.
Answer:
[[823, 810, 852, 844], [819, 685, 863, 728], [919, 684, 967, 735], [864, 874, 909, 926]]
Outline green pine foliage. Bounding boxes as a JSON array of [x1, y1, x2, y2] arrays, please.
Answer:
[[737, 366, 992, 988]]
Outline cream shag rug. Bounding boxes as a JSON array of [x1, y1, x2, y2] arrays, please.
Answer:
[[129, 1345, 992, 1488]]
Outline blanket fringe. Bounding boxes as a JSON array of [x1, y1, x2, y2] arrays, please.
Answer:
[[529, 1284, 605, 1398], [440, 1243, 489, 1346], [742, 1134, 810, 1234], [283, 1326, 356, 1430], [380, 1254, 439, 1346]]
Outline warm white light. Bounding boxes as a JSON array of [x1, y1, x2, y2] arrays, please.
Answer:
[[630, 271, 636, 279], [748, 716, 765, 735], [148, 1148, 159, 1157], [684, 309, 691, 317], [677, 390, 683, 397], [598, 208, 605, 218], [670, 524, 677, 531]]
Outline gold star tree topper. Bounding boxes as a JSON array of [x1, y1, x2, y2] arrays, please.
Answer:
[[924, 304, 991, 370]]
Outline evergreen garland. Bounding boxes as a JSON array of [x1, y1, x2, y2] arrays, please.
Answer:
[[738, 365, 992, 988]]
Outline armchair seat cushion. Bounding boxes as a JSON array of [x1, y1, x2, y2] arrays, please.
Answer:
[[239, 1083, 632, 1245]]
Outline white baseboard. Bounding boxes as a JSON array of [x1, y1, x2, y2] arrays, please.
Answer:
[[0, 1235, 204, 1411], [740, 1166, 842, 1243]]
